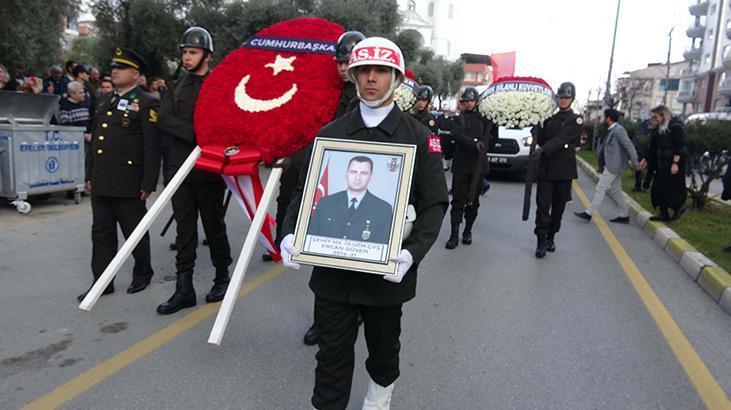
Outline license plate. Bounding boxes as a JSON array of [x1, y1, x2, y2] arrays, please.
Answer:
[[488, 157, 507, 164]]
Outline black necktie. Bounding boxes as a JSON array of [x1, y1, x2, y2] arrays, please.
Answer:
[[348, 198, 357, 221]]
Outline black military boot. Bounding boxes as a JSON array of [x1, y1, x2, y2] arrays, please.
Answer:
[[157, 270, 196, 315], [462, 222, 473, 245], [545, 233, 556, 252], [205, 268, 230, 303], [445, 225, 460, 249], [303, 323, 318, 346], [535, 235, 547, 258], [649, 207, 670, 221], [77, 282, 115, 302]]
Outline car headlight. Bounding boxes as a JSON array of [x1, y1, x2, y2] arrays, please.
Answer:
[[522, 136, 533, 147]]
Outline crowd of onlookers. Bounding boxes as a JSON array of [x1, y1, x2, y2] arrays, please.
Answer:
[[1, 60, 167, 133]]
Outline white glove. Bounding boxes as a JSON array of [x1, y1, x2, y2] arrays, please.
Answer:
[[384, 249, 413, 283], [279, 234, 301, 270]]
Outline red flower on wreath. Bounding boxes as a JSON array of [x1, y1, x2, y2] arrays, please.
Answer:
[[194, 18, 344, 164]]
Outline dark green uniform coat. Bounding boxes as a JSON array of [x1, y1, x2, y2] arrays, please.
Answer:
[[86, 87, 160, 195], [450, 109, 497, 175], [284, 104, 448, 306], [534, 109, 581, 181], [411, 107, 439, 134]]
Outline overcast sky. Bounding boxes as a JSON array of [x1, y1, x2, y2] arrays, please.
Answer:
[[455, 0, 690, 106]]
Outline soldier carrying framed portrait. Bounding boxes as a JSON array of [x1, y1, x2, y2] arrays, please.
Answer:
[[291, 137, 415, 276]]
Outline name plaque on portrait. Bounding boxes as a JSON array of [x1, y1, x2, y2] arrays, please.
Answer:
[[304, 235, 388, 263], [291, 138, 416, 276]]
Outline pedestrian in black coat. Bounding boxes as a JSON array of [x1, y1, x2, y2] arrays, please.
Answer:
[[645, 105, 687, 221]]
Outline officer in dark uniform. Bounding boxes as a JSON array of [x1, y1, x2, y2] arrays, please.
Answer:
[[298, 30, 365, 347], [307, 156, 393, 244], [437, 102, 459, 170], [279, 37, 448, 410], [532, 82, 582, 258], [410, 85, 438, 134], [445, 87, 497, 249], [78, 48, 161, 301], [156, 27, 233, 315]]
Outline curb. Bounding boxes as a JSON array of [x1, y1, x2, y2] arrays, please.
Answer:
[[576, 156, 731, 316]]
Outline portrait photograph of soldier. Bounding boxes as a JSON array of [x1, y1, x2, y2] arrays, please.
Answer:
[[302, 150, 402, 265]]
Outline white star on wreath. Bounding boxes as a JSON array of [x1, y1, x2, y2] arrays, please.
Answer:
[[265, 55, 296, 75]]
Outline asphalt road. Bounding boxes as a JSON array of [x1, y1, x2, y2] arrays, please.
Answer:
[[1, 168, 729, 409]]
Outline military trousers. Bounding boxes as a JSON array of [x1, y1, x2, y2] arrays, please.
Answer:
[[534, 179, 572, 236], [440, 136, 455, 160], [91, 195, 153, 283], [312, 295, 402, 410], [171, 178, 232, 275], [450, 172, 482, 227]]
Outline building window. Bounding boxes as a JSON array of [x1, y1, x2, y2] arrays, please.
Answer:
[[407, 0, 416, 11], [659, 79, 680, 91], [710, 3, 717, 14], [724, 45, 731, 59], [449, 4, 454, 19], [708, 28, 714, 41], [704, 54, 711, 64], [428, 2, 434, 17]]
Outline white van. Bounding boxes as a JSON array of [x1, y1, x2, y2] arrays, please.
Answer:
[[487, 126, 534, 176]]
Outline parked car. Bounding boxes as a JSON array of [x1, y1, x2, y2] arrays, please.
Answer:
[[685, 112, 731, 124]]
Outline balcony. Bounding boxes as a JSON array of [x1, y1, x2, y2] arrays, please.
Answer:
[[684, 47, 703, 61], [723, 51, 731, 68], [687, 22, 706, 38], [689, 0, 709, 16], [681, 67, 698, 78], [718, 79, 731, 96], [677, 89, 697, 103]]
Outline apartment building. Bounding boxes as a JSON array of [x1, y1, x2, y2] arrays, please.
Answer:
[[681, 0, 731, 113]]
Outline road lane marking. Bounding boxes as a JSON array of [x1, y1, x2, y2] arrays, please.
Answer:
[[22, 265, 285, 410], [572, 181, 730, 409]]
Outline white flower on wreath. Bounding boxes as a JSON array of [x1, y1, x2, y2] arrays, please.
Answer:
[[479, 91, 555, 128], [394, 83, 416, 112]]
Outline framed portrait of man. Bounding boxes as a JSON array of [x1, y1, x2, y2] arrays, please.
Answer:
[[291, 137, 416, 275]]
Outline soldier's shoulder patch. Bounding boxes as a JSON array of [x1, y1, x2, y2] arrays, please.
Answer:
[[149, 109, 158, 123], [576, 117, 584, 125], [427, 135, 442, 153]]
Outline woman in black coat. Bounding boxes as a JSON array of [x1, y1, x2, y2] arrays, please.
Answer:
[[645, 105, 687, 221]]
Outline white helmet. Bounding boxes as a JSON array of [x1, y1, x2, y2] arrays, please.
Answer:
[[346, 37, 406, 108]]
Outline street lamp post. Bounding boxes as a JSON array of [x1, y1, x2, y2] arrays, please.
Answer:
[[604, 0, 621, 110], [663, 27, 674, 106], [594, 0, 622, 151]]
